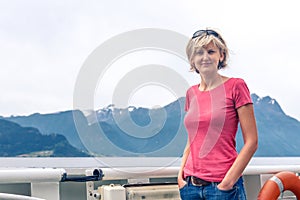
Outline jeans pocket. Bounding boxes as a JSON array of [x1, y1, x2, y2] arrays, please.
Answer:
[[215, 185, 238, 200], [217, 185, 237, 193], [179, 182, 188, 190], [179, 183, 189, 200]]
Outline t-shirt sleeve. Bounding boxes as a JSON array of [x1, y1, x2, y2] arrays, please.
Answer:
[[233, 78, 253, 109]]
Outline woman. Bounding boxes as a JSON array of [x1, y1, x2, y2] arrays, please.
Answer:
[[178, 29, 258, 200]]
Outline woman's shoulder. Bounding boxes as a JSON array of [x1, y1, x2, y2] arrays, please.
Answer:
[[226, 77, 248, 86], [185, 84, 200, 97]]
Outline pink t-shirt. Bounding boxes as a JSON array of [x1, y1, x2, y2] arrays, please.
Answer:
[[183, 78, 252, 182]]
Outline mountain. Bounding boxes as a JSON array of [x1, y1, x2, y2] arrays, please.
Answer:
[[4, 110, 87, 150], [4, 93, 300, 157], [236, 94, 300, 156], [0, 119, 89, 157], [5, 99, 187, 157]]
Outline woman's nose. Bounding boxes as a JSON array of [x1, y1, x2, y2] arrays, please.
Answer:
[[202, 51, 209, 59]]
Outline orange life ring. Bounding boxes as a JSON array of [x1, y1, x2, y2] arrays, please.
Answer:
[[258, 171, 300, 200]]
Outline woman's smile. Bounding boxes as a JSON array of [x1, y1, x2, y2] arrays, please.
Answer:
[[201, 62, 212, 66]]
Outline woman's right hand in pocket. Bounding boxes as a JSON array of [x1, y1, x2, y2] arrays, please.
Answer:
[[178, 177, 187, 189]]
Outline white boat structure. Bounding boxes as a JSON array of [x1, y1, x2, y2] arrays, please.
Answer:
[[0, 157, 299, 200]]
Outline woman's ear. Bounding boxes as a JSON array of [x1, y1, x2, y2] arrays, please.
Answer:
[[190, 58, 195, 68], [219, 50, 225, 62]]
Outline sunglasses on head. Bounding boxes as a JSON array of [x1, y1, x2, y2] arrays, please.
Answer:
[[192, 29, 220, 39]]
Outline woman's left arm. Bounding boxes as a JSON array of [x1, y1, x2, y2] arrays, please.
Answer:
[[217, 103, 258, 190]]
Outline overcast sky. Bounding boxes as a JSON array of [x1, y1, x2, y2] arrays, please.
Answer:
[[1, 0, 300, 121]]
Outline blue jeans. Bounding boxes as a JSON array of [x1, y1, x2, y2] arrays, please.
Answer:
[[179, 176, 247, 200]]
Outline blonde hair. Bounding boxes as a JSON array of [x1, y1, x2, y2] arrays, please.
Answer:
[[186, 30, 229, 73]]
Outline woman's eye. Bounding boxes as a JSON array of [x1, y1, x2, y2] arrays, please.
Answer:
[[208, 50, 215, 54]]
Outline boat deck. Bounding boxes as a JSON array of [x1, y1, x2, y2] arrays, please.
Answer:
[[0, 157, 300, 200]]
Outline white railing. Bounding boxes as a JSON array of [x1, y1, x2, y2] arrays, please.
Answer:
[[0, 168, 65, 183], [0, 168, 65, 200], [0, 157, 300, 200]]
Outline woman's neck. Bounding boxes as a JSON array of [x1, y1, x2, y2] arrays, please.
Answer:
[[199, 73, 224, 91]]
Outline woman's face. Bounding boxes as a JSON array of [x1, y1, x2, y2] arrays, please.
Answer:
[[192, 41, 224, 75]]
